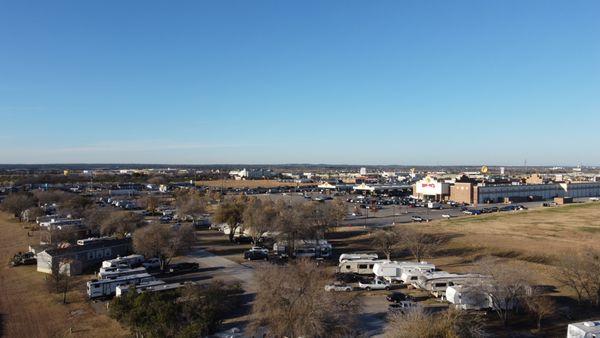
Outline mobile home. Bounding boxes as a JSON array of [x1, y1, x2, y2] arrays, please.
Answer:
[[567, 321, 600, 338]]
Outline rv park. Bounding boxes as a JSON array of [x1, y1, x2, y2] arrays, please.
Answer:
[[1, 166, 600, 337]]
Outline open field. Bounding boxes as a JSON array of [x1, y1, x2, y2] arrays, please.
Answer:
[[195, 179, 315, 189], [0, 213, 127, 338]]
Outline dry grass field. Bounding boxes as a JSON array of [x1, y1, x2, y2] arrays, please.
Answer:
[[0, 213, 127, 338], [195, 179, 315, 189]]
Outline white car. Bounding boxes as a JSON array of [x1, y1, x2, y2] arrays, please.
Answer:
[[590, 197, 599, 202], [358, 278, 391, 291], [249, 246, 269, 255], [324, 282, 353, 292], [441, 214, 452, 219]]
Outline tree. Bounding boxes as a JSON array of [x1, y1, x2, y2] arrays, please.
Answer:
[[214, 196, 247, 242], [109, 281, 242, 337], [175, 190, 206, 222], [398, 227, 439, 261], [133, 223, 196, 270], [371, 227, 401, 260], [525, 294, 556, 330], [139, 195, 159, 212], [0, 192, 38, 221], [22, 206, 44, 223], [330, 198, 347, 227], [100, 210, 146, 237], [45, 260, 74, 304], [385, 307, 485, 338], [60, 194, 93, 218], [554, 248, 600, 307], [243, 198, 277, 244], [298, 201, 339, 244], [474, 257, 531, 326], [250, 259, 360, 337]]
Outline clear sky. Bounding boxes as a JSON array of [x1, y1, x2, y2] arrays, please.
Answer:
[[1, 1, 598, 165]]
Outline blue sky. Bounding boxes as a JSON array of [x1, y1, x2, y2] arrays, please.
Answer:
[[1, 1, 598, 165]]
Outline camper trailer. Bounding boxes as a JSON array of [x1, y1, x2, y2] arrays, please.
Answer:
[[373, 261, 436, 283], [338, 259, 390, 275], [98, 266, 147, 280], [87, 273, 155, 298], [101, 254, 144, 269], [274, 239, 332, 259], [567, 321, 600, 338], [446, 285, 491, 310], [338, 253, 378, 263], [115, 280, 166, 297], [413, 272, 487, 297]]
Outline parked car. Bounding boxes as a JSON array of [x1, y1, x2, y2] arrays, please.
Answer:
[[10, 252, 36, 266], [386, 292, 414, 303], [168, 262, 199, 274], [244, 247, 269, 261], [335, 273, 362, 283], [358, 277, 392, 291], [324, 282, 353, 292], [441, 214, 452, 219], [142, 258, 161, 270], [411, 216, 425, 222], [388, 301, 418, 314]]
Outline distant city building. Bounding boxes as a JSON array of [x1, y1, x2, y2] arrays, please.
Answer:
[[359, 167, 367, 175]]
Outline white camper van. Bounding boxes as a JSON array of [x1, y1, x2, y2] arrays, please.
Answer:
[[87, 273, 155, 298], [373, 261, 436, 283], [338, 253, 378, 263], [338, 259, 390, 275]]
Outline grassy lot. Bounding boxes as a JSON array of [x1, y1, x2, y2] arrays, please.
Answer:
[[195, 179, 314, 189], [0, 212, 127, 338]]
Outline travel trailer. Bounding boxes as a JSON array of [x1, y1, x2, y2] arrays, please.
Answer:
[[98, 266, 147, 280], [338, 259, 390, 275], [101, 254, 144, 269], [87, 273, 155, 298], [413, 272, 487, 297], [274, 239, 332, 259], [338, 253, 378, 263], [446, 285, 491, 310], [373, 261, 436, 283], [567, 321, 600, 338]]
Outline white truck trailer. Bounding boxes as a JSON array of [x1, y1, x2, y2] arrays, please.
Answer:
[[372, 261, 436, 283], [87, 273, 155, 299]]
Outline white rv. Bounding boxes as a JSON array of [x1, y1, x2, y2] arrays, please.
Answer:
[[101, 254, 145, 269], [338, 253, 378, 263], [98, 266, 147, 280], [413, 272, 487, 297], [446, 285, 491, 310], [338, 259, 390, 275], [373, 261, 436, 283], [87, 273, 155, 298], [567, 321, 600, 338]]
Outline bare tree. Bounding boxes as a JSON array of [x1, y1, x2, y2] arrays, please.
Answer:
[[371, 227, 401, 260], [214, 196, 247, 242], [525, 294, 556, 330], [250, 259, 360, 337], [45, 259, 74, 304], [139, 195, 159, 212], [398, 227, 439, 261], [100, 210, 146, 237], [0, 192, 38, 221], [385, 307, 485, 338], [133, 223, 196, 270], [175, 190, 207, 222], [554, 248, 600, 307], [243, 198, 277, 244], [474, 257, 530, 326]]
